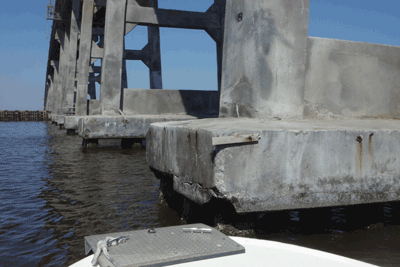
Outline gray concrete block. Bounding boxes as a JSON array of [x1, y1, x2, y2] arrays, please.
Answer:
[[57, 116, 65, 125], [88, 99, 101, 115], [219, 0, 309, 119], [304, 37, 400, 119], [78, 114, 199, 139], [65, 116, 82, 130], [147, 118, 400, 213], [123, 89, 219, 116]]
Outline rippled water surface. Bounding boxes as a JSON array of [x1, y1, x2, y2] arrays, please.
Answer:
[[0, 122, 400, 266]]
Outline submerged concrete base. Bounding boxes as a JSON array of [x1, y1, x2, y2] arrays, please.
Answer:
[[78, 114, 208, 140], [147, 118, 400, 213]]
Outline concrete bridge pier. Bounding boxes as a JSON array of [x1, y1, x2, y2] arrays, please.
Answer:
[[146, 0, 400, 213], [74, 0, 225, 148]]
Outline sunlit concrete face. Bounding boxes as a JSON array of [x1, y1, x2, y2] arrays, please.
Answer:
[[219, 0, 310, 119], [304, 37, 400, 120]]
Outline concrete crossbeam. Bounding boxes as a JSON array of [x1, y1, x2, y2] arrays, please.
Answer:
[[125, 6, 221, 30], [123, 89, 219, 116], [124, 49, 149, 61]]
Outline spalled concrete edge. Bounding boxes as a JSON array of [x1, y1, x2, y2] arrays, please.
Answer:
[[147, 118, 400, 213]]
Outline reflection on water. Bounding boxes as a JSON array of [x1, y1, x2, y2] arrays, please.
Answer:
[[0, 122, 399, 266], [0, 122, 182, 266]]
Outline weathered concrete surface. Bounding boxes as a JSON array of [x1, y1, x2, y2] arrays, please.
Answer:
[[123, 89, 219, 116], [78, 115, 200, 139], [65, 116, 81, 130], [57, 116, 65, 126], [304, 37, 400, 120], [219, 0, 309, 119], [147, 118, 400, 213], [65, 100, 101, 130], [50, 114, 59, 123], [75, 0, 94, 116], [100, 0, 127, 115], [89, 99, 101, 115]]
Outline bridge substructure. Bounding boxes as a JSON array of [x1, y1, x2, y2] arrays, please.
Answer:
[[44, 0, 224, 147], [146, 0, 400, 212]]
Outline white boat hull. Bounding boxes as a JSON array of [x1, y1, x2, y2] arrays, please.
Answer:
[[70, 236, 378, 267]]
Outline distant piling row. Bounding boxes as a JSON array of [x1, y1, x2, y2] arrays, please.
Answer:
[[0, 110, 50, 122]]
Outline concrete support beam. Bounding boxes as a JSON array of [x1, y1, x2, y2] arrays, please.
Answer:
[[124, 49, 149, 61], [100, 0, 127, 115], [56, 24, 71, 115], [62, 0, 81, 114], [92, 28, 104, 35], [76, 0, 95, 116], [89, 74, 101, 83], [219, 0, 310, 119], [125, 6, 221, 31], [59, 35, 70, 115], [95, 0, 106, 6], [48, 61, 60, 113], [91, 41, 104, 58], [46, 74, 55, 113], [88, 73, 97, 99], [89, 65, 102, 73]]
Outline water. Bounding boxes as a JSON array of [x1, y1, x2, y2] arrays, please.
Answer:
[[0, 122, 399, 266]]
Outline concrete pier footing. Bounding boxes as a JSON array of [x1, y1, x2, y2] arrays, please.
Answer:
[[78, 114, 201, 140], [146, 0, 400, 213], [147, 118, 400, 213]]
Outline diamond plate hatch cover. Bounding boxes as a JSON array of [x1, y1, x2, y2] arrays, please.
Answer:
[[84, 223, 245, 267]]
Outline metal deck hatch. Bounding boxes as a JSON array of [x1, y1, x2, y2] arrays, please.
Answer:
[[84, 223, 245, 267]]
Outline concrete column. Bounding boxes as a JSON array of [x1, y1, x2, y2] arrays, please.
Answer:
[[49, 61, 60, 114], [219, 0, 310, 119], [148, 0, 162, 89], [46, 75, 55, 113], [100, 0, 127, 115], [76, 0, 95, 116], [65, 0, 81, 112], [56, 24, 70, 115]]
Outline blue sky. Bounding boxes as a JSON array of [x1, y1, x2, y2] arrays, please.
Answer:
[[1, 0, 400, 110]]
